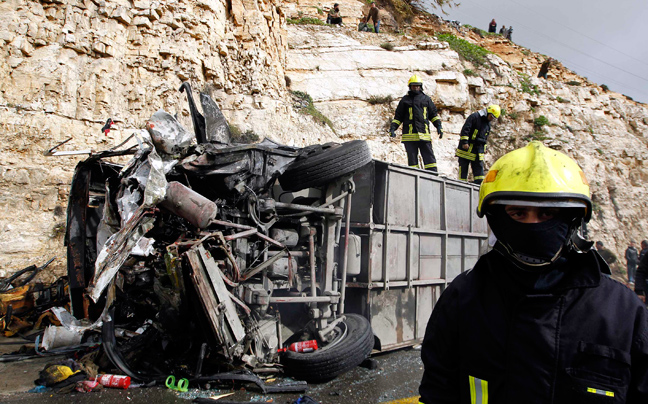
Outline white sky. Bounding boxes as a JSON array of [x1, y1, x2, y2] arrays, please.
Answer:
[[418, 0, 648, 104]]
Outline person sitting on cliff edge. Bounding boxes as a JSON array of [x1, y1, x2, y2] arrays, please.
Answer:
[[326, 3, 342, 25]]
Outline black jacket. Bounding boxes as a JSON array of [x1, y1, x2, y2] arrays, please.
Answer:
[[626, 247, 639, 266], [456, 110, 491, 161], [420, 249, 648, 404], [390, 91, 441, 142], [635, 253, 648, 296]]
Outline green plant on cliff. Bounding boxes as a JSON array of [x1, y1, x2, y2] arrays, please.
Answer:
[[368, 95, 393, 105], [229, 125, 260, 144], [518, 73, 540, 95], [288, 17, 325, 25], [380, 42, 395, 51], [384, 0, 416, 26], [291, 91, 335, 131], [435, 33, 491, 67], [534, 115, 549, 127], [524, 131, 549, 142]]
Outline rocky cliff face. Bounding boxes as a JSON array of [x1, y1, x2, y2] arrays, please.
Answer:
[[1, 0, 646, 279]]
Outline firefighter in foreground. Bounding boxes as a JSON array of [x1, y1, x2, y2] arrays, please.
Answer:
[[456, 105, 500, 184], [419, 141, 648, 403], [390, 75, 443, 173]]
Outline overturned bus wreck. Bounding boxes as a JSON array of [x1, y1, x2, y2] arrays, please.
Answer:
[[61, 83, 488, 384]]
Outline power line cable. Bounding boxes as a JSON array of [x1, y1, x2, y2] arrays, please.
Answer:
[[452, 0, 648, 84], [441, 4, 648, 99], [503, 0, 648, 68]]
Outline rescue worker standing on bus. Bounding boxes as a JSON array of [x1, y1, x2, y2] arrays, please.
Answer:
[[419, 141, 648, 403], [389, 75, 443, 173], [456, 104, 500, 184]]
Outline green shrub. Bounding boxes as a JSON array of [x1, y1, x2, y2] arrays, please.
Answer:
[[519, 74, 540, 95], [508, 112, 519, 120], [287, 17, 325, 25], [380, 42, 395, 51], [524, 131, 549, 141], [566, 81, 581, 86], [463, 69, 476, 76], [534, 115, 549, 127], [291, 91, 335, 131], [229, 125, 260, 144], [385, 0, 416, 27], [368, 95, 393, 105], [436, 33, 491, 67], [601, 84, 609, 92], [595, 148, 604, 155]]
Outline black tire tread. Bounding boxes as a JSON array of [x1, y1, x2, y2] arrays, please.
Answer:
[[281, 314, 374, 382], [279, 140, 372, 191]]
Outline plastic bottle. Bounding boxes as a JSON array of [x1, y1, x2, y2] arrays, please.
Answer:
[[287, 340, 318, 353], [95, 374, 131, 389]]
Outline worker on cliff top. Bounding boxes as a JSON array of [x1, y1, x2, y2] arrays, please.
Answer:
[[538, 57, 555, 79], [389, 75, 444, 174], [456, 104, 500, 184], [365, 1, 380, 33], [419, 141, 648, 403]]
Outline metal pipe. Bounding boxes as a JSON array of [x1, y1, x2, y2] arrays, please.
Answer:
[[319, 190, 349, 208], [223, 229, 257, 241], [269, 296, 335, 303], [273, 201, 337, 215], [268, 250, 309, 257], [309, 227, 317, 298], [210, 219, 254, 231], [338, 189, 353, 315], [241, 251, 286, 281]]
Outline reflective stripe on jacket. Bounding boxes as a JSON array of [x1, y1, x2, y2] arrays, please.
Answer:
[[456, 110, 491, 161], [392, 91, 441, 142]]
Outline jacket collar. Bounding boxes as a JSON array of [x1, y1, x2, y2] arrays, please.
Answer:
[[482, 248, 602, 296]]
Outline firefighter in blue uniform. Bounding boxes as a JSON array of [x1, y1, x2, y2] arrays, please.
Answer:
[[390, 75, 443, 173], [419, 141, 648, 404], [456, 105, 500, 184]]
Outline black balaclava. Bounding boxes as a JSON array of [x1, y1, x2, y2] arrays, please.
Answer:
[[489, 209, 569, 263], [409, 85, 422, 96], [486, 205, 581, 291]]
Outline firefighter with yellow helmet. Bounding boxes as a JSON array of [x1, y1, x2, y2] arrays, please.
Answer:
[[389, 74, 443, 174], [456, 104, 501, 184], [419, 142, 648, 403]]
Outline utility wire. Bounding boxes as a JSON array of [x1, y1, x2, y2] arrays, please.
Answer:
[[451, 0, 648, 84], [504, 0, 648, 68], [441, 0, 648, 99]]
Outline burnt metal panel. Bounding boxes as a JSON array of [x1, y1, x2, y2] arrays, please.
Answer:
[[66, 162, 91, 318]]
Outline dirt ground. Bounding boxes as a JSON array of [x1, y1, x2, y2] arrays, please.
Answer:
[[0, 335, 424, 403]]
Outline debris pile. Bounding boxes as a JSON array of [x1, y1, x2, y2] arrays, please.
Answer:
[[1, 83, 375, 395]]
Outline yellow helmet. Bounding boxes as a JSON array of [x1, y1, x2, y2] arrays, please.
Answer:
[[487, 104, 501, 119], [477, 141, 592, 221], [408, 75, 423, 87]]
